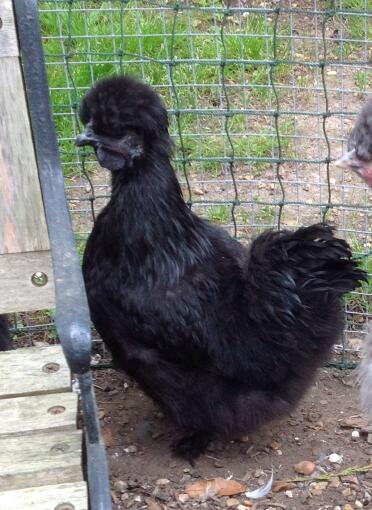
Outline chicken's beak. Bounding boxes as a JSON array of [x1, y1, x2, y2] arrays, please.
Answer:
[[334, 149, 372, 187], [334, 149, 362, 170], [75, 131, 98, 147]]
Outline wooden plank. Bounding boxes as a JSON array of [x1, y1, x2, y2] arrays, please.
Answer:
[[0, 482, 88, 510], [0, 0, 18, 57], [0, 429, 84, 491], [0, 57, 50, 254], [0, 345, 71, 399], [0, 250, 55, 313], [0, 392, 78, 437]]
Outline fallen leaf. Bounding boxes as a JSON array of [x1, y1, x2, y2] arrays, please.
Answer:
[[102, 426, 114, 447], [186, 478, 245, 500], [273, 481, 297, 493]]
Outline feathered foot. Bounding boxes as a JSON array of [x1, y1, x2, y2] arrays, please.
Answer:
[[172, 431, 211, 465]]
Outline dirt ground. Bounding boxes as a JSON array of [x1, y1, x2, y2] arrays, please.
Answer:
[[92, 354, 372, 510]]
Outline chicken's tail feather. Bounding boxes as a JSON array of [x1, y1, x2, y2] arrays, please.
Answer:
[[246, 223, 367, 328]]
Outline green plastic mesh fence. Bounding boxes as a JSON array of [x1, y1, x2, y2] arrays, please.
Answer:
[[12, 0, 371, 368]]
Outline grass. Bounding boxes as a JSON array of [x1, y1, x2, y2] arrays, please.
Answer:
[[344, 236, 372, 317], [39, 1, 292, 177], [37, 1, 370, 338], [330, 0, 372, 57], [355, 69, 371, 94], [207, 205, 231, 224]]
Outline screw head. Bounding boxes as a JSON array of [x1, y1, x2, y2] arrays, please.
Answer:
[[42, 362, 60, 373], [50, 443, 70, 455], [55, 503, 75, 510], [31, 271, 48, 287]]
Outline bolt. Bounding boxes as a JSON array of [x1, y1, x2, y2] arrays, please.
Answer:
[[48, 406, 66, 415], [42, 362, 60, 373], [55, 504, 75, 510], [50, 443, 70, 455], [31, 271, 48, 287]]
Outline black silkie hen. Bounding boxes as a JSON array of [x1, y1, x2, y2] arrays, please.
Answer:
[[335, 99, 372, 187], [77, 76, 366, 461]]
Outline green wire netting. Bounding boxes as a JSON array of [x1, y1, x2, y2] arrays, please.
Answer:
[[11, 0, 371, 369]]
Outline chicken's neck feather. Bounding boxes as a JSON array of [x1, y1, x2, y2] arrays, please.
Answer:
[[101, 152, 212, 283]]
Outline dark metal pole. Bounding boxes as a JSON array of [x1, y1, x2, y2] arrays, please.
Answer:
[[13, 1, 112, 508]]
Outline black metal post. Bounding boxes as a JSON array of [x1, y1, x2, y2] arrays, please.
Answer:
[[13, 1, 112, 508]]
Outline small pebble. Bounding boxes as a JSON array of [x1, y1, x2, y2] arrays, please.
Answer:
[[363, 491, 371, 504], [156, 478, 170, 486], [226, 498, 240, 507], [285, 490, 293, 498], [355, 501, 363, 509], [351, 430, 360, 441], [342, 488, 352, 498], [342, 476, 359, 486], [329, 453, 343, 464], [239, 435, 250, 443], [113, 480, 127, 492], [329, 477, 341, 488], [270, 440, 281, 450], [124, 445, 137, 454], [178, 494, 189, 503], [294, 460, 315, 475], [237, 506, 248, 510], [343, 505, 353, 510]]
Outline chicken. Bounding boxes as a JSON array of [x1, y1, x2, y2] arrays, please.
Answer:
[[335, 99, 372, 187], [337, 100, 372, 415], [76, 75, 366, 461]]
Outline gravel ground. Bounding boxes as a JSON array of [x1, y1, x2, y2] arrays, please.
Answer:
[[92, 356, 372, 510]]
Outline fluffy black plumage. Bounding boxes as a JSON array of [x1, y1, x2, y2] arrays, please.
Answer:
[[78, 75, 366, 461], [335, 99, 372, 187], [0, 315, 11, 351]]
